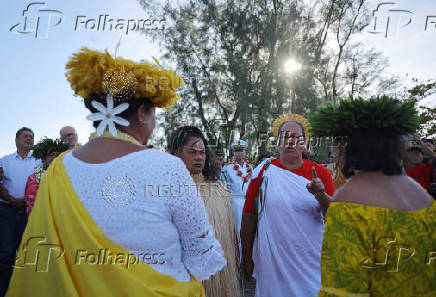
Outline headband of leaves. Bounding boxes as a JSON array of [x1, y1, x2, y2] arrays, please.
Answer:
[[308, 95, 420, 137], [32, 138, 70, 160]]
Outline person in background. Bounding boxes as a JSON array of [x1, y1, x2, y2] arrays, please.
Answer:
[[421, 138, 435, 163], [0, 127, 40, 297], [220, 140, 253, 249], [406, 145, 432, 191], [256, 153, 272, 165], [421, 138, 436, 198], [170, 126, 240, 297], [24, 138, 69, 216], [212, 147, 225, 179], [327, 139, 348, 190], [59, 126, 79, 149], [327, 151, 334, 163]]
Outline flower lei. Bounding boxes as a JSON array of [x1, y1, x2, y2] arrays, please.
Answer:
[[233, 162, 252, 182], [34, 165, 45, 184]]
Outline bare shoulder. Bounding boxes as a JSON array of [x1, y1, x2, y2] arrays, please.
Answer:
[[332, 183, 352, 202], [332, 173, 432, 210]]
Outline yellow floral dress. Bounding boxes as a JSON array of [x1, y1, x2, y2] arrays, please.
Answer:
[[319, 202, 436, 297]]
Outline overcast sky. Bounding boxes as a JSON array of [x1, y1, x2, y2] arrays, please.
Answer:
[[1, 0, 435, 156]]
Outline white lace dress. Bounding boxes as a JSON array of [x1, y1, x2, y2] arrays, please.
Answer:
[[63, 149, 226, 282]]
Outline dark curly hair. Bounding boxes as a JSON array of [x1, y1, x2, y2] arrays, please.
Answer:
[[169, 126, 216, 180]]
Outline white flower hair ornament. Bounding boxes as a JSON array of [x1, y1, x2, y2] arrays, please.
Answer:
[[86, 94, 130, 137]]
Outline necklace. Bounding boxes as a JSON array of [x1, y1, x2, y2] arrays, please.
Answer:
[[233, 162, 252, 182], [89, 129, 143, 146], [34, 164, 45, 184]]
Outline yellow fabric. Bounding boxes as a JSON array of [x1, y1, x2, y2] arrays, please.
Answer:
[[320, 286, 369, 297], [6, 152, 205, 297], [319, 202, 436, 297], [89, 129, 143, 146]]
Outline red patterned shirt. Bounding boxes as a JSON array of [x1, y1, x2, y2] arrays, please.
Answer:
[[24, 173, 40, 217]]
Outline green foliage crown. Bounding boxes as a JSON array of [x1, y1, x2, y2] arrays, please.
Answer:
[[32, 138, 70, 160], [308, 95, 420, 137]]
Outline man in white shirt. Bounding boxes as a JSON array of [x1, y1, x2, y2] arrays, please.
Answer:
[[60, 126, 79, 149], [0, 127, 40, 296]]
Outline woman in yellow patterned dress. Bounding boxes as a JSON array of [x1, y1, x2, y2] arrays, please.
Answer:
[[309, 96, 436, 297]]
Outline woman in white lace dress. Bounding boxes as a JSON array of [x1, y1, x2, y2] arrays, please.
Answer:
[[6, 48, 225, 297], [170, 126, 240, 297]]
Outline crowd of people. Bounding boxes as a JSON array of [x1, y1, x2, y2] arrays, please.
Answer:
[[0, 48, 435, 297]]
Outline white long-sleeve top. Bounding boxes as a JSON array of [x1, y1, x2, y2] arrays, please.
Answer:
[[63, 149, 226, 282]]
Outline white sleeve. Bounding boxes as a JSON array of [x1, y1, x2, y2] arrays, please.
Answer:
[[219, 166, 231, 191], [165, 158, 226, 280]]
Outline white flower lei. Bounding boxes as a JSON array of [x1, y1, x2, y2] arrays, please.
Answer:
[[34, 164, 45, 184]]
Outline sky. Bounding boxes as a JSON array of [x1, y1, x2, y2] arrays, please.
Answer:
[[1, 0, 435, 156]]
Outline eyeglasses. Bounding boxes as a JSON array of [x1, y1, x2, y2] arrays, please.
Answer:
[[62, 133, 77, 138]]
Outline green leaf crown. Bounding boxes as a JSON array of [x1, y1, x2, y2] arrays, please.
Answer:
[[32, 138, 70, 160], [308, 96, 420, 137]]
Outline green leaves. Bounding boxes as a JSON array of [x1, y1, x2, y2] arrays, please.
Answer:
[[308, 95, 420, 137], [31, 138, 70, 160]]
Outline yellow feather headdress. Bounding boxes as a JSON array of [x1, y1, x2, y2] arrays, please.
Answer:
[[65, 47, 184, 108], [272, 114, 310, 138]]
